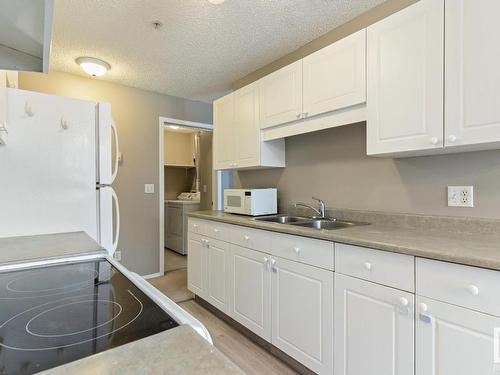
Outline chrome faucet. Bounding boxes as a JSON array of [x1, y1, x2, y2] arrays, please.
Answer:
[[294, 197, 326, 219]]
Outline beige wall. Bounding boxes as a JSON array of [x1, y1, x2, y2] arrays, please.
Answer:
[[164, 167, 196, 200], [199, 131, 214, 210], [19, 71, 212, 275], [236, 124, 500, 219], [232, 0, 418, 89]]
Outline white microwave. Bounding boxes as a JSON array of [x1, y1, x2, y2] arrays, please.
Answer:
[[224, 188, 277, 216]]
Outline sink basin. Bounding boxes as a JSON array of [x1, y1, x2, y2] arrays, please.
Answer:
[[290, 219, 363, 230], [253, 215, 309, 224], [253, 215, 368, 230]]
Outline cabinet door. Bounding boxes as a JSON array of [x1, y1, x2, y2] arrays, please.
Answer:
[[271, 256, 333, 374], [367, 0, 444, 155], [229, 244, 272, 341], [234, 83, 260, 168], [259, 60, 303, 129], [445, 0, 500, 148], [303, 29, 366, 118], [213, 93, 235, 169], [187, 233, 207, 298], [416, 296, 500, 375], [334, 273, 414, 375], [206, 238, 231, 314]]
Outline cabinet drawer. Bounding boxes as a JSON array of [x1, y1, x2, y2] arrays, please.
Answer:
[[335, 243, 414, 292], [416, 258, 500, 316], [203, 221, 234, 242], [187, 218, 205, 235], [231, 226, 272, 253], [271, 233, 334, 271]]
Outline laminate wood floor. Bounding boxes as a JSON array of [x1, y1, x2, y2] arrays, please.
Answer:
[[179, 300, 299, 375], [164, 248, 187, 272], [148, 268, 194, 303]]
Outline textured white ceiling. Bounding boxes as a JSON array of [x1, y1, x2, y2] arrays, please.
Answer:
[[50, 0, 384, 102]]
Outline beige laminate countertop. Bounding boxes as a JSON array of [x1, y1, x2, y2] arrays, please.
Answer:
[[41, 325, 243, 375], [0, 232, 107, 266], [189, 210, 500, 271]]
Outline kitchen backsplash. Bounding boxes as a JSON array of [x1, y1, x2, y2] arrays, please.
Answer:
[[235, 122, 500, 219]]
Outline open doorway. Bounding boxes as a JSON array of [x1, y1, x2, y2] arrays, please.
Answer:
[[153, 117, 232, 301]]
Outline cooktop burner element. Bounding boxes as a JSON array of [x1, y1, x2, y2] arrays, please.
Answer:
[[0, 260, 179, 374]]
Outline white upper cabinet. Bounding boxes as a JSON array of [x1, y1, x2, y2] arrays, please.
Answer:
[[213, 84, 285, 170], [334, 274, 414, 375], [445, 0, 500, 149], [259, 60, 303, 129], [416, 296, 500, 375], [213, 93, 235, 169], [303, 29, 366, 118], [366, 0, 444, 156], [234, 83, 260, 168]]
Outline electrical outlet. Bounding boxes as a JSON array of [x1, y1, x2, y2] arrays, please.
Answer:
[[114, 250, 122, 261], [144, 184, 155, 194], [448, 186, 474, 207]]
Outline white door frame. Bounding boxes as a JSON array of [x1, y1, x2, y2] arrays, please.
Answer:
[[158, 116, 214, 277]]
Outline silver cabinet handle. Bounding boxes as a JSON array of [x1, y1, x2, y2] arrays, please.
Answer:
[[263, 257, 270, 271], [271, 259, 278, 273]]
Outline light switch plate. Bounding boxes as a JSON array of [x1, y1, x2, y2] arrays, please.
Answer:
[[448, 186, 474, 207], [144, 184, 155, 194]]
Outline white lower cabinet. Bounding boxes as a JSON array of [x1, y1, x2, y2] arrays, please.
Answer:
[[416, 296, 500, 375], [229, 244, 272, 341], [334, 273, 414, 375], [271, 256, 334, 374], [187, 233, 206, 298], [206, 238, 231, 314]]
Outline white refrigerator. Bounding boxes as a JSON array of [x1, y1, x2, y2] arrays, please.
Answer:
[[0, 88, 120, 253]]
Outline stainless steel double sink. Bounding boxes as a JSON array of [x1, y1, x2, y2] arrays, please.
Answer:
[[252, 215, 368, 230]]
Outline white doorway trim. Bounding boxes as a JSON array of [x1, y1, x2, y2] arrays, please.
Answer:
[[158, 117, 213, 276]]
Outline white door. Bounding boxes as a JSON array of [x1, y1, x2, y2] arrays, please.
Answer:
[[303, 29, 366, 118], [206, 238, 231, 314], [213, 93, 235, 169], [229, 244, 271, 341], [366, 0, 444, 155], [0, 89, 98, 239], [334, 273, 414, 375], [259, 60, 303, 129], [271, 256, 333, 374], [445, 0, 500, 148], [234, 83, 260, 168], [416, 296, 500, 375], [187, 233, 207, 298]]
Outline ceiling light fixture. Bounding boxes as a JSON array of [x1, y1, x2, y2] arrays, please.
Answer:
[[208, 0, 225, 4], [75, 57, 111, 77], [169, 125, 180, 130]]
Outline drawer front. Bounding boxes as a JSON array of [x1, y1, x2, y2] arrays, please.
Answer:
[[188, 218, 205, 235], [416, 258, 500, 316], [271, 233, 334, 271], [203, 220, 234, 242], [335, 243, 414, 292], [231, 226, 272, 253]]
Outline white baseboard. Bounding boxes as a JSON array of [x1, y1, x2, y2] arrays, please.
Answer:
[[142, 272, 162, 280]]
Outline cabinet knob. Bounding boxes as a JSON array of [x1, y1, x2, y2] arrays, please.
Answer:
[[296, 113, 301, 119], [244, 235, 250, 241], [293, 246, 300, 254], [303, 112, 309, 118], [448, 135, 457, 143], [399, 297, 409, 307], [25, 102, 34, 117], [213, 228, 219, 234], [363, 262, 372, 271], [263, 257, 269, 270], [271, 259, 278, 273], [430, 137, 439, 145], [419, 302, 428, 313], [193, 224, 198, 228], [467, 284, 479, 296]]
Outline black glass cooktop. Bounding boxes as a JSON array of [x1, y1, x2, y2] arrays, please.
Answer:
[[0, 259, 179, 374]]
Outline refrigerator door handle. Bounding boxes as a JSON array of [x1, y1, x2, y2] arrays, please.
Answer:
[[111, 187, 120, 252], [110, 119, 120, 184]]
